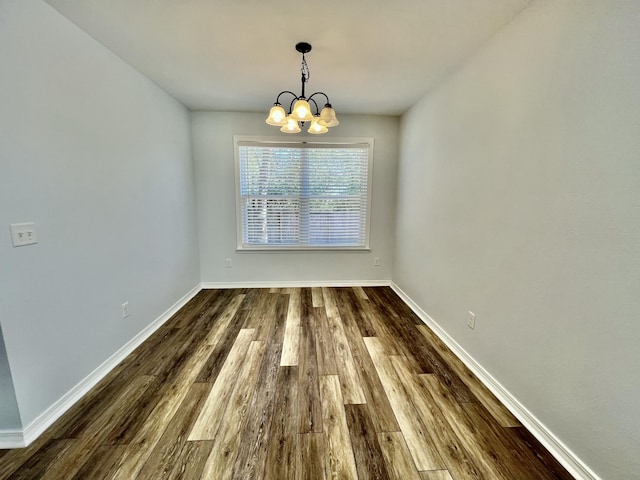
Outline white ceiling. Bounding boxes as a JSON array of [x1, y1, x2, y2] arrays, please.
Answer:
[[44, 0, 533, 115]]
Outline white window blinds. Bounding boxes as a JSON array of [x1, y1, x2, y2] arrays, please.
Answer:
[[236, 140, 372, 250]]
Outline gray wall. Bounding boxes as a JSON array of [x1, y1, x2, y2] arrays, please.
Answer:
[[0, 0, 200, 429], [0, 326, 21, 431], [192, 111, 399, 285], [393, 0, 640, 478]]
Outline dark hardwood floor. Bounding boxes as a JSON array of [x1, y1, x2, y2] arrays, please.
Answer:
[[0, 287, 574, 479]]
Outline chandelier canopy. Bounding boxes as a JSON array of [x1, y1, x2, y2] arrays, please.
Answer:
[[265, 42, 339, 134]]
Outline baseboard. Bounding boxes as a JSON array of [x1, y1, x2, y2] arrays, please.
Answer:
[[0, 429, 25, 449], [8, 284, 202, 449], [390, 282, 601, 480], [201, 280, 392, 289]]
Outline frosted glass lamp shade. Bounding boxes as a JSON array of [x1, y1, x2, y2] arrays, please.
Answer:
[[308, 117, 328, 134], [266, 105, 287, 126], [290, 99, 314, 122], [319, 105, 339, 127], [280, 117, 302, 133]]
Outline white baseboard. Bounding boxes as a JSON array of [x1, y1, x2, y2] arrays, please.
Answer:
[[201, 280, 392, 289], [390, 282, 601, 480], [1, 284, 202, 449], [0, 429, 25, 449]]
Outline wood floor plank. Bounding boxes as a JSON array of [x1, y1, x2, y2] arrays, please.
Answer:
[[377, 432, 422, 480], [5, 439, 74, 480], [327, 314, 367, 404], [372, 287, 424, 325], [350, 291, 402, 356], [171, 289, 219, 329], [344, 404, 391, 480], [135, 382, 211, 480], [202, 293, 246, 345], [281, 288, 301, 366], [103, 319, 214, 446], [321, 286, 340, 318], [140, 291, 238, 380], [353, 286, 369, 300], [364, 338, 445, 471], [133, 342, 215, 445], [296, 433, 326, 480], [406, 330, 478, 402], [111, 444, 159, 480], [195, 307, 249, 383], [314, 306, 338, 375], [419, 470, 454, 480], [268, 293, 290, 345], [338, 297, 400, 433], [0, 431, 56, 479], [232, 343, 283, 480], [241, 288, 271, 329], [361, 288, 421, 364], [264, 366, 299, 480], [188, 328, 256, 440], [359, 290, 440, 376], [334, 287, 377, 337], [200, 340, 266, 480], [70, 445, 127, 480], [39, 375, 156, 480], [298, 288, 323, 433], [189, 288, 238, 329], [131, 328, 186, 378], [390, 355, 482, 479], [165, 441, 214, 480], [108, 343, 217, 480], [416, 325, 520, 427], [508, 427, 576, 480], [104, 326, 208, 444], [419, 374, 514, 480], [253, 291, 280, 341], [311, 287, 324, 307], [460, 402, 560, 480], [319, 375, 359, 480]]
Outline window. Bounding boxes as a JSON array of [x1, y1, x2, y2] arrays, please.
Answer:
[[235, 137, 373, 250]]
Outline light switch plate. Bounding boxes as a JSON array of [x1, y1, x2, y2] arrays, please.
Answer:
[[10, 223, 37, 247], [467, 311, 476, 330]]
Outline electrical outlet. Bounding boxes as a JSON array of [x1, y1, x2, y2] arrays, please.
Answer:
[[122, 302, 130, 319], [10, 222, 38, 247], [225, 258, 232, 268], [374, 257, 380, 266], [467, 311, 476, 330]]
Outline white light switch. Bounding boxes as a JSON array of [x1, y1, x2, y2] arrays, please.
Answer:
[[10, 222, 38, 247]]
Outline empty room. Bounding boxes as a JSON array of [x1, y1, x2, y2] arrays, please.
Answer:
[[0, 0, 638, 479]]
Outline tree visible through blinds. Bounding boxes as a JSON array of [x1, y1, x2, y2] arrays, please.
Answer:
[[237, 142, 371, 249]]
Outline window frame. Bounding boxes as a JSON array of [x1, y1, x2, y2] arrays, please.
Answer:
[[234, 135, 374, 251]]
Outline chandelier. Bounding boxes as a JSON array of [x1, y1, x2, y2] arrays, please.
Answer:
[[265, 42, 339, 134]]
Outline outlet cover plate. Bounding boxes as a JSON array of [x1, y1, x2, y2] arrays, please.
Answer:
[[10, 222, 37, 247]]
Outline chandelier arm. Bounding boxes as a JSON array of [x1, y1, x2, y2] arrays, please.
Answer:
[[275, 90, 300, 106], [307, 92, 331, 106]]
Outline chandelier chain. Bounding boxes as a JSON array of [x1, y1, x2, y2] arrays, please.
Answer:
[[301, 53, 310, 83]]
